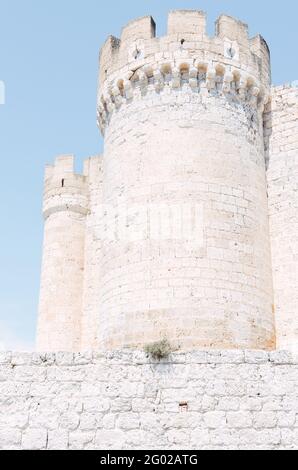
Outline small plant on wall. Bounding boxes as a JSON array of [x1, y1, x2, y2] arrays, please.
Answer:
[[144, 339, 173, 360]]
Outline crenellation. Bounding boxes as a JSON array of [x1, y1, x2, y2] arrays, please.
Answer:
[[215, 15, 249, 46], [99, 35, 121, 87], [82, 154, 102, 177], [120, 16, 156, 44], [52, 154, 75, 173], [167, 10, 207, 37], [250, 34, 270, 62], [97, 12, 271, 135], [44, 164, 54, 181], [42, 156, 89, 221], [98, 11, 271, 114]]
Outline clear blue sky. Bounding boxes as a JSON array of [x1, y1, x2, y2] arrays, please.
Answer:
[[0, 0, 297, 350]]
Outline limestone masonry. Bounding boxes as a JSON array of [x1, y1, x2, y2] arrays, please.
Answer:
[[1, 350, 298, 450], [2, 10, 298, 452], [36, 11, 298, 354]]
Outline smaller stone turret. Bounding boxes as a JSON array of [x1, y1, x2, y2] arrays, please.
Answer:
[[37, 155, 89, 352], [42, 155, 89, 219]]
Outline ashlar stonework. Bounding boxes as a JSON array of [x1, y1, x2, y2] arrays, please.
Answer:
[[0, 350, 298, 450], [2, 10, 296, 451]]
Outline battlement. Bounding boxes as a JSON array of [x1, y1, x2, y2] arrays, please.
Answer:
[[82, 154, 103, 179], [121, 16, 156, 44], [97, 10, 271, 134], [216, 15, 249, 46], [167, 10, 206, 36], [43, 155, 89, 220]]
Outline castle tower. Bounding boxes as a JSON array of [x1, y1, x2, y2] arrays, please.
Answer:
[[37, 155, 89, 351], [37, 11, 277, 352], [96, 11, 275, 350], [266, 84, 298, 351]]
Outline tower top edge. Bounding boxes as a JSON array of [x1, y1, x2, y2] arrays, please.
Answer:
[[44, 154, 103, 182], [98, 10, 270, 93], [99, 10, 268, 53]]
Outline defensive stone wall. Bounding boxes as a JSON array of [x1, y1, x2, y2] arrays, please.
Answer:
[[0, 350, 297, 450]]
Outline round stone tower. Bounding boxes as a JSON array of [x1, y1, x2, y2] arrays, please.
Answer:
[[37, 155, 89, 351], [96, 11, 275, 350]]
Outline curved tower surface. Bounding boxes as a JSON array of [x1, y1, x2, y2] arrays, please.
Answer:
[[37, 11, 278, 352], [96, 11, 274, 350]]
